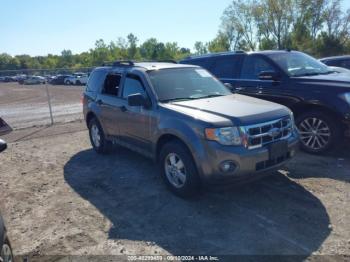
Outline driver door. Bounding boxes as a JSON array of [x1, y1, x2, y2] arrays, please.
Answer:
[[118, 73, 152, 153]]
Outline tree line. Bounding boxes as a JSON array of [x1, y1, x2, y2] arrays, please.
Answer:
[[1, 0, 350, 71]]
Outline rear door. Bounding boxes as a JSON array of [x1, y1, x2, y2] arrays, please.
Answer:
[[210, 54, 243, 90], [95, 72, 124, 137], [237, 55, 280, 96]]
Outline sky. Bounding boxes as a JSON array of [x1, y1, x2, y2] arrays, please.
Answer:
[[0, 0, 232, 56], [1, 0, 350, 57]]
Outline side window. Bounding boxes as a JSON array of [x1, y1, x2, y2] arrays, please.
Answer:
[[86, 70, 106, 92], [211, 55, 241, 78], [103, 73, 122, 96], [183, 58, 211, 71], [339, 59, 350, 69], [122, 74, 146, 98], [240, 56, 275, 80]]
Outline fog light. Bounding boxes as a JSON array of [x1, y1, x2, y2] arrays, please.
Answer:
[[219, 161, 237, 173]]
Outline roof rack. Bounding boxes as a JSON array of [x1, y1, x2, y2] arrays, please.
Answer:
[[184, 50, 246, 60], [102, 60, 135, 67], [137, 60, 178, 64]]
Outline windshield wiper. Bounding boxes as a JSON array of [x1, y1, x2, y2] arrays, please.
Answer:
[[294, 72, 322, 77], [294, 71, 336, 77], [319, 71, 336, 75], [160, 94, 225, 103], [196, 94, 226, 99], [159, 97, 199, 103]]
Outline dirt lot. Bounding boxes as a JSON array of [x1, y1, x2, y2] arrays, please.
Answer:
[[0, 82, 83, 129], [0, 121, 349, 261]]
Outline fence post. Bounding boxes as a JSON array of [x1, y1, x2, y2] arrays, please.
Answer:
[[45, 83, 54, 125]]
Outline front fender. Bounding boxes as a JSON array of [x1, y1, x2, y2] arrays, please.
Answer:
[[154, 118, 207, 178]]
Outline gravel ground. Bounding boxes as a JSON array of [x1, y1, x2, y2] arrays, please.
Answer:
[[0, 121, 349, 261], [0, 82, 83, 129]]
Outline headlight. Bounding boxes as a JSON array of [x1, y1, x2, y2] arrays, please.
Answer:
[[205, 127, 242, 146], [341, 92, 350, 104]]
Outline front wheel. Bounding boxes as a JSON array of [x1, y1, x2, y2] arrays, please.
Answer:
[[88, 118, 111, 154], [1, 238, 14, 262], [159, 141, 200, 198], [296, 111, 341, 154]]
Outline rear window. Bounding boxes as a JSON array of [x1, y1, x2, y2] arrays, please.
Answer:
[[86, 70, 107, 93]]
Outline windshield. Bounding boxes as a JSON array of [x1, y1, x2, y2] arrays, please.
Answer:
[[147, 67, 231, 102], [267, 52, 334, 77]]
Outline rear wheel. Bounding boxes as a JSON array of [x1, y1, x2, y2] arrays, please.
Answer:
[[1, 238, 14, 262], [159, 141, 200, 197], [296, 111, 341, 154], [88, 118, 111, 154]]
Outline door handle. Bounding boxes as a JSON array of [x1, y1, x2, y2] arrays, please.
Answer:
[[96, 99, 103, 105], [235, 87, 246, 91]]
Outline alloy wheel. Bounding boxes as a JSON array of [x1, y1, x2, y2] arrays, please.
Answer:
[[1, 243, 13, 262], [298, 117, 331, 150], [164, 153, 187, 188], [91, 124, 101, 148]]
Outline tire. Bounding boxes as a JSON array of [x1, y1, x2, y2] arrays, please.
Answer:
[[296, 111, 341, 154], [88, 117, 111, 154], [65, 80, 71, 85], [1, 237, 14, 262], [76, 80, 81, 85], [158, 141, 200, 198]]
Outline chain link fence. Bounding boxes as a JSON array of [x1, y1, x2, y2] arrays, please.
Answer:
[[0, 68, 93, 130]]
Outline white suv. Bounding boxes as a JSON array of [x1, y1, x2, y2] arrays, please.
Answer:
[[65, 73, 88, 85]]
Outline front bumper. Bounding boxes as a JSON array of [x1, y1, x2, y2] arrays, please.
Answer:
[[196, 133, 299, 185]]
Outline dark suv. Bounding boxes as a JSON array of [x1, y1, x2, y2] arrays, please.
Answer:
[[320, 55, 350, 70], [181, 51, 350, 154], [83, 61, 299, 197]]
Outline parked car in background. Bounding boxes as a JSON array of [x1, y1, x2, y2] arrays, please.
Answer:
[[0, 118, 14, 262], [50, 75, 70, 85], [23, 76, 46, 85], [0, 77, 5, 82], [83, 61, 298, 197], [320, 55, 350, 70], [328, 66, 350, 74], [181, 50, 350, 154], [64, 73, 88, 85], [3, 76, 16, 82]]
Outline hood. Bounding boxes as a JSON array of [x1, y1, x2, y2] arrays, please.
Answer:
[[292, 73, 350, 89], [161, 94, 290, 126]]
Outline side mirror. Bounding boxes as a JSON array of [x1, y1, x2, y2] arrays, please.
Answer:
[[224, 83, 233, 90], [258, 71, 280, 81], [127, 93, 150, 108], [0, 139, 7, 153]]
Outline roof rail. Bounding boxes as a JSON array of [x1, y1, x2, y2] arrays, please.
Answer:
[[112, 60, 135, 66], [183, 50, 246, 60], [139, 60, 178, 64]]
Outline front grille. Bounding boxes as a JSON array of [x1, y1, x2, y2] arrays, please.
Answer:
[[243, 116, 293, 149]]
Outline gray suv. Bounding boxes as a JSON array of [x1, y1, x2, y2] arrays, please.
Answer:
[[83, 61, 299, 197]]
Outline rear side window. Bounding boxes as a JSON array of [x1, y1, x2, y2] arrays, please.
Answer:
[[240, 56, 275, 80], [337, 59, 350, 69], [103, 74, 122, 96], [86, 70, 107, 92], [211, 55, 242, 78], [122, 74, 146, 98], [182, 58, 211, 70]]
